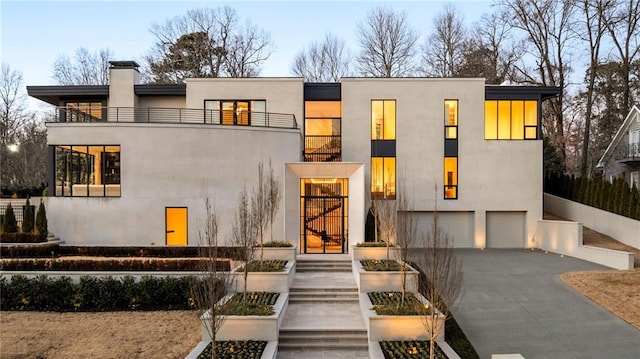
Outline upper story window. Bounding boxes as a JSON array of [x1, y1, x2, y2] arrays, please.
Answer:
[[371, 100, 396, 140], [445, 100, 458, 139], [62, 102, 104, 122], [485, 100, 538, 140], [54, 145, 120, 197], [304, 101, 342, 162], [371, 157, 396, 200], [204, 100, 266, 126]]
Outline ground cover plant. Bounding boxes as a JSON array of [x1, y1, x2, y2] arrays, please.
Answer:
[[0, 244, 243, 258], [356, 241, 388, 247], [255, 241, 293, 247], [219, 292, 279, 316], [236, 259, 287, 272], [368, 291, 425, 315], [196, 340, 267, 359], [361, 259, 408, 271], [380, 340, 446, 359], [0, 257, 230, 271]]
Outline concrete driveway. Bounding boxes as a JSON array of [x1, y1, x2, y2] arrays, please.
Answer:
[[453, 249, 640, 359]]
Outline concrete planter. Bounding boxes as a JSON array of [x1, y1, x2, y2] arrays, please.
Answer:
[[360, 293, 445, 341], [351, 245, 398, 261], [184, 340, 278, 359], [253, 246, 297, 261], [353, 259, 419, 293], [201, 292, 289, 341], [231, 260, 295, 293]]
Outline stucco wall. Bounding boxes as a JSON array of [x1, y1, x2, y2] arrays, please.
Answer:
[[46, 122, 301, 246], [544, 193, 640, 249]]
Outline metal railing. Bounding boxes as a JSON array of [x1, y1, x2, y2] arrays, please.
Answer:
[[613, 142, 640, 161], [53, 106, 298, 129], [304, 135, 342, 162]]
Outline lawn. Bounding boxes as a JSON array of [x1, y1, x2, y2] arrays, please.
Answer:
[[0, 310, 200, 359], [562, 269, 640, 330]]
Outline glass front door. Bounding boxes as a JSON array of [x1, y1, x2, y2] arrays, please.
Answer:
[[301, 179, 348, 254]]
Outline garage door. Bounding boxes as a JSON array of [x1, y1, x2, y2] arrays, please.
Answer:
[[414, 211, 474, 248], [486, 211, 525, 248]]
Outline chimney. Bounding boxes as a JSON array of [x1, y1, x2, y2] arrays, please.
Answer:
[[108, 60, 140, 115]]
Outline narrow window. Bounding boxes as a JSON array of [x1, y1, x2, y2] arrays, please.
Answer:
[[371, 100, 396, 140], [371, 157, 396, 200], [444, 157, 458, 199], [444, 100, 458, 139]]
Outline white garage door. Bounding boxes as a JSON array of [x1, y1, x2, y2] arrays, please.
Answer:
[[486, 211, 526, 248], [413, 211, 474, 248]]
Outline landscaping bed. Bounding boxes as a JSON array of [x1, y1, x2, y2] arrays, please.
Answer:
[[237, 260, 287, 272], [220, 292, 279, 316], [196, 340, 267, 359], [369, 291, 425, 315], [255, 241, 293, 248], [0, 244, 243, 258], [361, 259, 409, 271], [0, 256, 230, 271], [380, 340, 446, 359]]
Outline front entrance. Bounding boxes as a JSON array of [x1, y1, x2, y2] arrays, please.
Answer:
[[301, 178, 348, 254]]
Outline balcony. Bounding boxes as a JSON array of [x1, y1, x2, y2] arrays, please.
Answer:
[[614, 142, 640, 163], [304, 135, 342, 162], [51, 106, 298, 129]]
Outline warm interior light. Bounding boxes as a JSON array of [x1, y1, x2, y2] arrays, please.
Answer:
[[310, 178, 337, 184]]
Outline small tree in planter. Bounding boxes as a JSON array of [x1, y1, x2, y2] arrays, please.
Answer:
[[35, 200, 48, 239], [395, 187, 417, 307], [191, 196, 230, 359], [2, 203, 18, 233], [266, 159, 281, 244], [253, 162, 269, 267], [420, 184, 463, 359], [232, 186, 258, 307], [376, 198, 397, 264], [22, 198, 34, 233]]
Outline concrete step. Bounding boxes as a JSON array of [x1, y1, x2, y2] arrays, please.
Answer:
[[295, 261, 352, 272], [290, 287, 358, 293], [278, 329, 368, 350], [288, 297, 359, 304]]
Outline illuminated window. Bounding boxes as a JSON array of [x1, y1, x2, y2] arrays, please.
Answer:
[[371, 100, 396, 140], [444, 100, 458, 139], [485, 100, 538, 140], [304, 101, 342, 162], [204, 100, 265, 126], [444, 157, 458, 199], [63, 102, 104, 122], [371, 157, 396, 199], [54, 145, 120, 197]]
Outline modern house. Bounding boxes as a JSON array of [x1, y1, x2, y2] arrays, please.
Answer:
[[27, 61, 560, 252], [597, 105, 640, 189]]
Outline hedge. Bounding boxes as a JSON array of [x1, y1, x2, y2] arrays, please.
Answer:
[[0, 258, 230, 271], [0, 275, 211, 311], [0, 233, 47, 244], [0, 245, 244, 259], [545, 173, 640, 220]]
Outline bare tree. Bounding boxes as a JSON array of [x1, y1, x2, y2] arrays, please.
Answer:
[[252, 162, 269, 264], [419, 184, 463, 359], [422, 4, 467, 77], [52, 47, 112, 85], [577, 0, 612, 176], [291, 33, 351, 81], [146, 7, 272, 83], [395, 183, 417, 307], [266, 159, 281, 243], [500, 0, 577, 167], [456, 11, 522, 84], [231, 186, 258, 306], [356, 7, 419, 77], [0, 64, 28, 146], [375, 198, 396, 262], [191, 196, 230, 359]]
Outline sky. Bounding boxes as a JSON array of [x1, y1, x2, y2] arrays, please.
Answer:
[[1, 0, 494, 108]]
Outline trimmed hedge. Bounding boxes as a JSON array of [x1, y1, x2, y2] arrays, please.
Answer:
[[0, 245, 244, 259], [0, 258, 230, 271], [0, 233, 47, 244], [0, 275, 201, 311], [545, 173, 640, 220]]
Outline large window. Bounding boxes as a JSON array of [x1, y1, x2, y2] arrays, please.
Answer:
[[54, 145, 120, 197], [371, 100, 396, 140], [204, 100, 266, 126], [485, 100, 538, 140], [371, 157, 396, 200], [304, 101, 342, 162], [62, 102, 104, 122]]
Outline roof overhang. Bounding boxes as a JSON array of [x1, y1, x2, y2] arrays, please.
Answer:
[[485, 86, 562, 101], [27, 85, 109, 106]]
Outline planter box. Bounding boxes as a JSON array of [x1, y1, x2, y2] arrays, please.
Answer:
[[231, 260, 295, 293], [352, 245, 399, 261], [185, 340, 278, 359], [353, 259, 418, 293], [201, 292, 289, 341], [360, 293, 445, 341], [253, 246, 297, 261]]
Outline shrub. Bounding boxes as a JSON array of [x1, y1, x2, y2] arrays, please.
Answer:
[[22, 198, 34, 233], [0, 257, 229, 271], [35, 200, 47, 239], [0, 243, 60, 258], [255, 241, 293, 247], [0, 233, 47, 243], [2, 203, 18, 233]]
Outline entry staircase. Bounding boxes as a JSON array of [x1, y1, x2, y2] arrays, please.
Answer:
[[277, 257, 369, 357]]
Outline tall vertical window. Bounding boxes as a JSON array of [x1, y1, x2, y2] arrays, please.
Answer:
[[54, 145, 120, 197], [630, 129, 640, 156], [304, 101, 342, 162], [371, 100, 396, 140], [444, 100, 458, 139], [371, 157, 396, 199], [444, 157, 458, 199], [485, 100, 538, 140]]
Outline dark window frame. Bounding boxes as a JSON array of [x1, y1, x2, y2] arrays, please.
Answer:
[[203, 99, 266, 126], [52, 144, 121, 198]]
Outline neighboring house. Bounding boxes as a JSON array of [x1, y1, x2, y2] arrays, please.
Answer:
[[597, 105, 640, 189], [27, 61, 560, 251]]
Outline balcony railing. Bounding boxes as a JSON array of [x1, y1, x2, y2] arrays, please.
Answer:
[[304, 135, 342, 162], [52, 106, 298, 129], [613, 142, 640, 162]]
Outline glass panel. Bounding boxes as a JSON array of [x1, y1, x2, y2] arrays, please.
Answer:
[[524, 100, 538, 126], [497, 101, 511, 139], [485, 101, 497, 139], [55, 146, 70, 197], [445, 126, 457, 139], [104, 146, 121, 197], [445, 100, 458, 126], [444, 157, 457, 199], [305, 101, 341, 118], [383, 100, 396, 140], [511, 101, 524, 140], [221, 101, 234, 125], [65, 102, 103, 122], [251, 100, 266, 126], [372, 101, 384, 139], [371, 157, 383, 197], [204, 100, 219, 124], [384, 157, 396, 199], [525, 126, 537, 140], [305, 119, 336, 136], [236, 101, 250, 125]]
